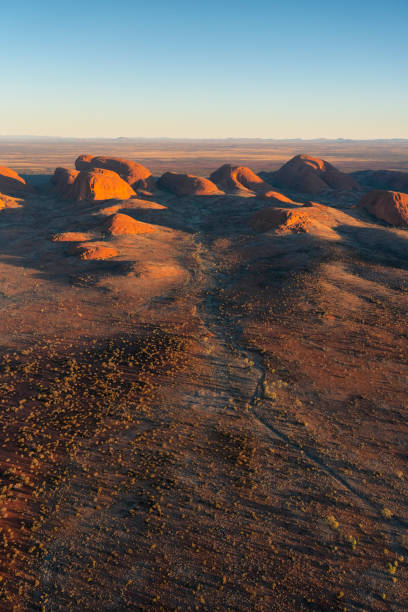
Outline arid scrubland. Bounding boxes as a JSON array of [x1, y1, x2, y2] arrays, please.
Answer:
[[0, 146, 407, 610]]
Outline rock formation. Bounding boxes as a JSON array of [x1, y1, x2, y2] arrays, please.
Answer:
[[157, 172, 221, 196], [352, 170, 408, 193], [258, 190, 296, 203], [262, 155, 360, 194], [358, 190, 408, 227], [51, 231, 91, 242], [71, 169, 136, 202], [75, 155, 154, 190], [99, 198, 167, 216], [0, 165, 33, 196], [103, 213, 157, 236], [209, 164, 270, 193], [250, 207, 310, 233], [51, 167, 79, 198], [74, 244, 119, 260]]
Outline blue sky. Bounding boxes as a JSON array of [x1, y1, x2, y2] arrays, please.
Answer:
[[1, 0, 407, 138]]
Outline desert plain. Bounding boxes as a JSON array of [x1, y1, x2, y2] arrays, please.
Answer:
[[0, 139, 407, 611]]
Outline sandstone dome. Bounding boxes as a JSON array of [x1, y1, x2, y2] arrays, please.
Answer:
[[103, 213, 158, 236], [157, 172, 221, 196], [75, 155, 154, 190], [209, 164, 270, 193], [263, 154, 360, 194], [51, 167, 79, 198], [0, 165, 33, 196], [71, 168, 136, 202], [358, 189, 408, 227]]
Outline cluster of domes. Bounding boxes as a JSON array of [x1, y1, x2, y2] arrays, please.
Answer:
[[2, 154, 408, 236]]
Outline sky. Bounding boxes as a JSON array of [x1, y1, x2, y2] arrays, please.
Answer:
[[1, 0, 407, 139]]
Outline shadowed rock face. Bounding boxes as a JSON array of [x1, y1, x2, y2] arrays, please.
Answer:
[[358, 189, 408, 227], [103, 213, 157, 236], [0, 165, 33, 196], [71, 168, 136, 202], [250, 206, 310, 232], [75, 155, 154, 190], [352, 169, 408, 193], [157, 172, 221, 196], [263, 154, 361, 194], [51, 167, 80, 198], [209, 164, 270, 193]]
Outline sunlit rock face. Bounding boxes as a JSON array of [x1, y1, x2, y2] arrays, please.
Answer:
[[209, 164, 270, 193], [71, 168, 136, 201], [73, 243, 119, 260], [103, 213, 157, 236], [75, 155, 154, 190]]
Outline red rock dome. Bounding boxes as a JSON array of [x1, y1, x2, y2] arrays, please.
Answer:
[[103, 213, 158, 236], [157, 172, 221, 196], [51, 167, 79, 198], [75, 155, 154, 190], [264, 155, 360, 194], [0, 165, 33, 196], [358, 190, 408, 227], [209, 164, 270, 193], [71, 168, 136, 202]]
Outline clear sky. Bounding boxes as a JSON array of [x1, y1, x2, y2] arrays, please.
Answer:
[[1, 0, 407, 139]]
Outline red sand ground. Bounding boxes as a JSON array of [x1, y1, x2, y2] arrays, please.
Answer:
[[0, 158, 407, 611]]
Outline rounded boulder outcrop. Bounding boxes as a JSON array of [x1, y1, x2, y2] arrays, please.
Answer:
[[103, 213, 158, 236], [263, 154, 360, 194], [75, 155, 154, 190], [358, 190, 408, 227], [209, 164, 270, 193], [0, 166, 33, 196], [51, 167, 80, 198], [71, 169, 136, 202], [157, 172, 221, 196]]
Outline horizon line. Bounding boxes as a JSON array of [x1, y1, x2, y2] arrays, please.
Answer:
[[1, 135, 408, 142]]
